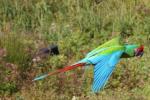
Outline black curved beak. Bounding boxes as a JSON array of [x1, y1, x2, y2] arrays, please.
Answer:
[[139, 51, 144, 57], [135, 45, 144, 57], [135, 51, 144, 57]]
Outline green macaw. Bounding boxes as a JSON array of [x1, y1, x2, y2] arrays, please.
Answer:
[[33, 36, 144, 93]]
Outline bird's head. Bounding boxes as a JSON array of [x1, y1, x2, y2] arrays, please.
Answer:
[[134, 45, 144, 57]]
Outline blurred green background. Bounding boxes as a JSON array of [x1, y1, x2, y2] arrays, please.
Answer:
[[0, 0, 150, 99]]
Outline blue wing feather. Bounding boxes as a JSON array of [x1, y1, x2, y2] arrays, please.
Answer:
[[33, 74, 48, 81], [92, 51, 123, 93]]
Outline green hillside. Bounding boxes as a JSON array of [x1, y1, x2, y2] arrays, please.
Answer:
[[0, 0, 150, 99]]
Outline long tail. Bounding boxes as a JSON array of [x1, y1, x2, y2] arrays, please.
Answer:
[[33, 63, 86, 81]]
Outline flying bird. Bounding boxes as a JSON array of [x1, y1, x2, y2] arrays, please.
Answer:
[[33, 37, 144, 93]]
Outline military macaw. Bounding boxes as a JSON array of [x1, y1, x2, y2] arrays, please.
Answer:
[[33, 36, 144, 93]]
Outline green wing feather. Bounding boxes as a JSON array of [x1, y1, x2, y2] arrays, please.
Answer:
[[86, 36, 124, 57]]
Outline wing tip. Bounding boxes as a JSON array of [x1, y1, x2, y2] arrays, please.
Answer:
[[33, 74, 48, 81], [92, 83, 104, 93]]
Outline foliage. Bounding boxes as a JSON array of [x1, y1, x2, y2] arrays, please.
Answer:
[[0, 0, 150, 99]]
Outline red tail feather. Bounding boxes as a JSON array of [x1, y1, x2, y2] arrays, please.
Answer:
[[47, 63, 86, 76]]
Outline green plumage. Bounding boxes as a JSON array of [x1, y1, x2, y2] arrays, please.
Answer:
[[86, 36, 139, 58], [124, 44, 139, 57]]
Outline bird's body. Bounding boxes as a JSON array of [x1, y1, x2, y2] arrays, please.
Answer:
[[33, 36, 144, 93]]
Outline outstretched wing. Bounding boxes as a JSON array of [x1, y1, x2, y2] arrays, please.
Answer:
[[92, 51, 123, 93], [86, 37, 122, 58]]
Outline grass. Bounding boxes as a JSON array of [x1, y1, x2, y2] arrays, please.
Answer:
[[0, 0, 150, 99]]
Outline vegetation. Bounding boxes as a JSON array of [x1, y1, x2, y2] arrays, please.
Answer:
[[0, 0, 150, 99]]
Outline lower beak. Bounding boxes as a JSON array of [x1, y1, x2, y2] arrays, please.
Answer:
[[135, 51, 144, 57], [139, 52, 144, 57]]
